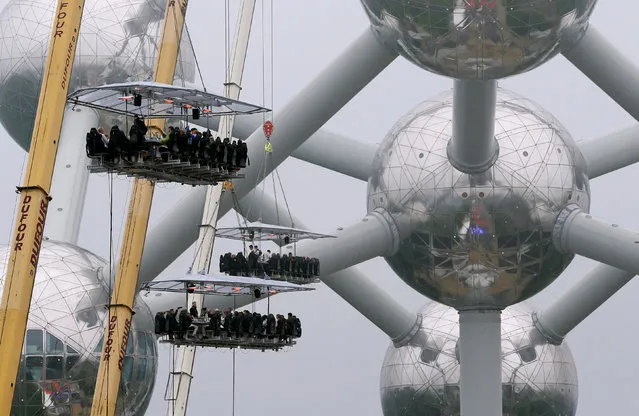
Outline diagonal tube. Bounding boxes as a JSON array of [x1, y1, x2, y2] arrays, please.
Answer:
[[191, 114, 376, 181], [238, 192, 418, 341], [578, 124, 639, 179], [553, 204, 639, 276], [562, 25, 639, 123], [218, 28, 396, 213], [287, 129, 376, 181], [139, 27, 396, 284], [533, 263, 634, 345], [289, 210, 417, 341]]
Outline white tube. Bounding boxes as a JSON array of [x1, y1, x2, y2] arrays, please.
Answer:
[[291, 210, 417, 340], [579, 125, 639, 179], [191, 115, 376, 181], [459, 310, 502, 416], [45, 105, 99, 244], [448, 80, 498, 174], [533, 263, 634, 344], [563, 25, 639, 123], [553, 204, 639, 275], [293, 211, 400, 275]]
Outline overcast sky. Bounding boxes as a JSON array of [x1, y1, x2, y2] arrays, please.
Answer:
[[1, 1, 638, 415]]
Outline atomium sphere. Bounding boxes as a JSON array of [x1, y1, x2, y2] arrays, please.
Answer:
[[381, 302, 578, 416], [367, 88, 590, 309], [0, 241, 157, 416], [0, 0, 196, 150], [359, 0, 597, 79]]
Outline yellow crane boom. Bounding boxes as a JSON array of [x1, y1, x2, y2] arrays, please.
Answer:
[[0, 1, 86, 414], [89, 1, 188, 415]]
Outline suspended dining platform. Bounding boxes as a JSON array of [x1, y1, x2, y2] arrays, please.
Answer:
[[147, 273, 308, 351], [215, 222, 335, 283], [70, 81, 270, 186]]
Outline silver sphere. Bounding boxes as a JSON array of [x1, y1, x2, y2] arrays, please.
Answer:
[[0, 0, 196, 150], [360, 0, 597, 79], [0, 241, 157, 416], [367, 88, 590, 309], [381, 302, 578, 415]]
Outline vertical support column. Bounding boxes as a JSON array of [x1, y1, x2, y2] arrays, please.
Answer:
[[169, 184, 223, 416], [218, 0, 256, 139], [90, 0, 187, 414], [459, 309, 502, 416], [169, 3, 256, 412], [447, 80, 499, 174], [167, 291, 202, 416], [45, 105, 99, 243]]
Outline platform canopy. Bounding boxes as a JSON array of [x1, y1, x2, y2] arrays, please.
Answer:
[[68, 81, 270, 119], [215, 221, 336, 243], [141, 272, 315, 296]]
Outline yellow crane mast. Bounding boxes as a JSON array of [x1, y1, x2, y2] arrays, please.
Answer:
[[89, 1, 188, 415], [0, 1, 86, 414]]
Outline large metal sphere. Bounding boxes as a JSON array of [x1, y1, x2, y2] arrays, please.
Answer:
[[367, 88, 590, 309], [0, 0, 196, 150], [360, 0, 597, 79], [381, 302, 578, 415], [0, 241, 157, 416]]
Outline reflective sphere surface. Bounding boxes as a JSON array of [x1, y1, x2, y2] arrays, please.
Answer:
[[367, 89, 589, 309], [0, 241, 157, 416], [381, 302, 578, 416], [0, 0, 196, 149], [360, 0, 597, 79]]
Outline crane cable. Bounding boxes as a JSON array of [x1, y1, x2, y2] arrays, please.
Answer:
[[231, 296, 237, 416], [222, 5, 238, 414], [240, 0, 295, 231], [185, 0, 236, 274], [275, 170, 294, 228], [184, 22, 208, 92]]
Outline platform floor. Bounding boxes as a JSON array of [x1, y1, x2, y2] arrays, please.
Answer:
[[87, 156, 244, 186], [159, 335, 296, 351]]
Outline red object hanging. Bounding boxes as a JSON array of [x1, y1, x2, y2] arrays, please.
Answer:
[[263, 120, 273, 138]]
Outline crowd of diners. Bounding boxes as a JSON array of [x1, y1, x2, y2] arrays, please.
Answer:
[[155, 302, 301, 344], [85, 116, 249, 171], [220, 245, 320, 279]]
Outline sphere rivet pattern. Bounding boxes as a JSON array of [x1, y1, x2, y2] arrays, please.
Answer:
[[0, 241, 157, 416], [359, 0, 598, 79], [380, 302, 578, 416], [367, 88, 590, 309]]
